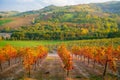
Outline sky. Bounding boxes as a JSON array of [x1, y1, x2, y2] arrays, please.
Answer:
[[0, 0, 120, 12]]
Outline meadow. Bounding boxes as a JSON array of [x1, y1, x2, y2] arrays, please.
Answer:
[[0, 19, 12, 26], [0, 38, 120, 47]]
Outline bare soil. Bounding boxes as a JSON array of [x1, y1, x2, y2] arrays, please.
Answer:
[[0, 53, 118, 80], [0, 14, 38, 30]]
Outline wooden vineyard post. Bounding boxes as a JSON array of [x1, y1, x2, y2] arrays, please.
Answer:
[[0, 62, 2, 71], [8, 59, 11, 66], [67, 70, 69, 77], [117, 65, 120, 80], [103, 59, 108, 80]]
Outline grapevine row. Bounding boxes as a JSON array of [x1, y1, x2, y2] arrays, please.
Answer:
[[0, 45, 48, 77], [71, 45, 120, 79], [57, 44, 73, 76]]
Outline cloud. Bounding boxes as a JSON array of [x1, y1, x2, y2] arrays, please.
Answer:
[[40, 0, 76, 6], [39, 0, 119, 6], [17, 0, 34, 3]]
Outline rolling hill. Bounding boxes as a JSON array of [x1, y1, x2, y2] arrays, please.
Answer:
[[95, 1, 120, 14], [0, 1, 120, 40], [0, 11, 19, 17]]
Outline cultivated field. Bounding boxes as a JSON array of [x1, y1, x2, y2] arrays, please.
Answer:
[[0, 14, 38, 30], [0, 38, 120, 80], [0, 52, 118, 80]]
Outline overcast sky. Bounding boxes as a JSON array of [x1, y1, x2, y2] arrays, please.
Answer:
[[0, 0, 120, 12]]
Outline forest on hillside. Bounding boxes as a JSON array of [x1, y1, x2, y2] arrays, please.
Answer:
[[0, 1, 120, 40]]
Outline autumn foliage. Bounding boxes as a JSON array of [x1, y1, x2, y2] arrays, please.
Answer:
[[0, 45, 48, 78], [57, 44, 73, 76], [71, 45, 119, 78], [22, 46, 48, 77]]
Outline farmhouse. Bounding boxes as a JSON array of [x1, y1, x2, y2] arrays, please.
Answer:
[[0, 33, 12, 39]]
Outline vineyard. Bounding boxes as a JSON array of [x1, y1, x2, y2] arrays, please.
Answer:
[[0, 39, 120, 80], [1, 0, 120, 80]]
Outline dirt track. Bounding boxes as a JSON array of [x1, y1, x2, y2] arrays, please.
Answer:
[[0, 53, 117, 80]]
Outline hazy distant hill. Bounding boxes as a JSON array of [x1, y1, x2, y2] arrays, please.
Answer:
[[1, 1, 120, 17], [94, 1, 120, 14], [0, 11, 19, 17], [15, 1, 120, 16]]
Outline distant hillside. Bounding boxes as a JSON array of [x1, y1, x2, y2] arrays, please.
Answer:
[[1, 1, 120, 17], [14, 10, 39, 17], [13, 1, 120, 16], [34, 3, 115, 25], [0, 14, 38, 30], [0, 11, 19, 17], [1, 1, 120, 40], [94, 1, 120, 14]]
